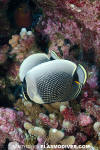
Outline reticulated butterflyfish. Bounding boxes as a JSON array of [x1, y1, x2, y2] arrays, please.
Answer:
[[19, 53, 87, 104]]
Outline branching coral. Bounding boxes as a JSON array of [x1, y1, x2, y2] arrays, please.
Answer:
[[0, 108, 25, 147], [9, 28, 36, 63]]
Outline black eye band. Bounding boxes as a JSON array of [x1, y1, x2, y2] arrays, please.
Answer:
[[22, 78, 32, 102], [73, 70, 79, 82]]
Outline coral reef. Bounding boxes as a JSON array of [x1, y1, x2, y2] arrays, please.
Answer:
[[77, 113, 93, 127], [9, 28, 37, 63], [37, 0, 100, 64], [0, 108, 25, 145], [0, 44, 9, 64], [8, 141, 22, 150]]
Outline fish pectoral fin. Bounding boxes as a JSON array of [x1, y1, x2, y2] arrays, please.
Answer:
[[32, 95, 44, 104], [27, 83, 44, 104]]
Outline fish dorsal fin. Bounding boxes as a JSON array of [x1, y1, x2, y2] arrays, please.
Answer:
[[19, 53, 49, 82], [50, 50, 61, 60]]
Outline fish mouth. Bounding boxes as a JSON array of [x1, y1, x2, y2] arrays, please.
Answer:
[[69, 63, 87, 100], [64, 78, 82, 101]]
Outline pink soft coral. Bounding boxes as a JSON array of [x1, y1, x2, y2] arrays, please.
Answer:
[[0, 130, 8, 147], [87, 67, 98, 89], [60, 106, 77, 124], [0, 108, 25, 145], [77, 113, 93, 127], [85, 101, 100, 121], [39, 113, 58, 128], [38, 0, 100, 64]]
